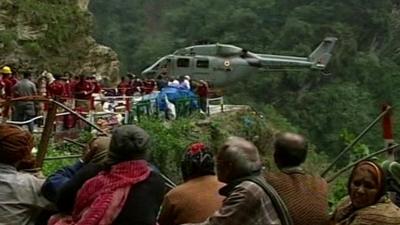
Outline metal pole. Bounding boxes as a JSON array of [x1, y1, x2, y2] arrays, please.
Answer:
[[44, 155, 82, 161], [160, 173, 177, 188], [64, 138, 86, 148], [321, 106, 392, 177], [327, 143, 399, 183], [51, 99, 108, 136], [36, 101, 58, 168]]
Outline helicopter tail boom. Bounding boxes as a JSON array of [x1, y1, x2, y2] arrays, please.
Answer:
[[252, 37, 337, 70], [308, 37, 337, 69]]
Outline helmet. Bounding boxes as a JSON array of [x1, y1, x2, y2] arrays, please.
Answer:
[[1, 66, 12, 74], [181, 142, 215, 181]]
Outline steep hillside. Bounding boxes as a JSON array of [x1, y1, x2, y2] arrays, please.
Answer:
[[0, 0, 119, 81], [89, 0, 400, 160]]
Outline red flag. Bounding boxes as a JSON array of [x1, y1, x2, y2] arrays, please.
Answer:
[[382, 103, 394, 141]]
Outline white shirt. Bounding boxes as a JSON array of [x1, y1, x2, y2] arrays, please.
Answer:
[[181, 79, 190, 90], [0, 163, 52, 225], [168, 80, 180, 87]]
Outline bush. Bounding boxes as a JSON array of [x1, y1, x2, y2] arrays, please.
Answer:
[[139, 116, 211, 183], [23, 42, 42, 55]]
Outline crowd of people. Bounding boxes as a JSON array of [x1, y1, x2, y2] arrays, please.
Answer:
[[0, 121, 400, 225], [0, 66, 210, 131]]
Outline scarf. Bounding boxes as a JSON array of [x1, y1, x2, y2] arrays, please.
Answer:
[[0, 124, 34, 165], [50, 160, 150, 225]]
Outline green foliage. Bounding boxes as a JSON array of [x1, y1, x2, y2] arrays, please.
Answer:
[[1, 0, 92, 72], [139, 117, 210, 182], [0, 31, 17, 50], [137, 111, 274, 183], [42, 145, 78, 177], [41, 131, 93, 176], [328, 174, 348, 210], [340, 129, 370, 162], [23, 42, 41, 56], [16, 0, 90, 50]]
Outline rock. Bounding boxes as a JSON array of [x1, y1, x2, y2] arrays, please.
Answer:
[[81, 40, 120, 82], [77, 0, 90, 11], [0, 0, 120, 81]]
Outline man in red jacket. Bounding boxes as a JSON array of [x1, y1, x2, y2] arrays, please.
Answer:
[[47, 75, 65, 99], [197, 80, 209, 112], [118, 76, 130, 96], [73, 74, 95, 112]]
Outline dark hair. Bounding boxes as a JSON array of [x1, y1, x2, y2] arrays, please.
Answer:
[[22, 71, 31, 79], [181, 143, 215, 181], [54, 74, 62, 80], [274, 133, 307, 168]]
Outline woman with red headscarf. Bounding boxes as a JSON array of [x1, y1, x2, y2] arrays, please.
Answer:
[[331, 160, 400, 225], [158, 142, 225, 225]]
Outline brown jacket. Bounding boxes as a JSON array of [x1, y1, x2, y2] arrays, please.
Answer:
[[265, 168, 329, 225], [182, 178, 282, 225], [332, 196, 400, 225], [158, 175, 225, 225]]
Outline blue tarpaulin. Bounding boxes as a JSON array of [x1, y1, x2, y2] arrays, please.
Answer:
[[156, 87, 199, 111]]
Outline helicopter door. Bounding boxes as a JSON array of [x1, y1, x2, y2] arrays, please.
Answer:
[[192, 57, 211, 81], [172, 57, 193, 78], [159, 58, 172, 76]]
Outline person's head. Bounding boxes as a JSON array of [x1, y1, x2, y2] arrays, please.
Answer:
[[107, 125, 150, 165], [0, 124, 34, 167], [87, 75, 96, 82], [11, 67, 18, 77], [1, 66, 12, 77], [273, 132, 308, 169], [216, 137, 262, 183], [348, 160, 385, 209], [53, 74, 62, 80], [22, 71, 32, 80], [85, 136, 111, 164], [79, 73, 86, 81], [127, 73, 135, 80], [181, 142, 215, 182], [184, 75, 191, 81], [64, 72, 72, 79]]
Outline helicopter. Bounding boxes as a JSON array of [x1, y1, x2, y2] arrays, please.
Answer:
[[141, 37, 337, 86]]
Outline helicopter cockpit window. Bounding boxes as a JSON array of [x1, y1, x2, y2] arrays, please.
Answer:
[[177, 58, 190, 67], [196, 59, 209, 68]]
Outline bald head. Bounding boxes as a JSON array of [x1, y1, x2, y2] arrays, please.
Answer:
[[217, 137, 262, 183], [274, 132, 307, 169]]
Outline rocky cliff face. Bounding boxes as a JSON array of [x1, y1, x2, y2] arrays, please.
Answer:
[[0, 0, 119, 81]]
